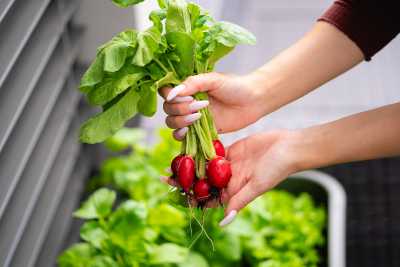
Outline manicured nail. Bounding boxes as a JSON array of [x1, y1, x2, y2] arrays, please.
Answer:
[[173, 96, 193, 103], [165, 167, 172, 174], [189, 100, 209, 113], [174, 127, 188, 139], [184, 113, 201, 123], [167, 84, 185, 102], [219, 210, 237, 227]]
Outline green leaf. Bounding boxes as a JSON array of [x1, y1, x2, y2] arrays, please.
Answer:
[[157, 0, 166, 9], [187, 2, 201, 27], [137, 71, 179, 117], [206, 43, 234, 68], [58, 243, 97, 267], [155, 71, 180, 88], [80, 53, 105, 90], [80, 29, 138, 92], [132, 27, 162, 66], [166, 0, 191, 33], [148, 243, 189, 265], [214, 233, 241, 261], [108, 200, 147, 236], [87, 65, 146, 106], [160, 227, 188, 245], [166, 32, 195, 77], [104, 43, 128, 72], [149, 9, 166, 31], [104, 127, 146, 152], [145, 61, 165, 80], [137, 83, 157, 117], [111, 0, 145, 8], [103, 30, 138, 72], [80, 88, 140, 144], [89, 256, 118, 267], [148, 204, 187, 227], [73, 188, 116, 219], [80, 221, 108, 249], [178, 252, 209, 267], [212, 21, 256, 46]]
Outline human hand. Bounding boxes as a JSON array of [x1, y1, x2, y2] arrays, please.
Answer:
[[218, 130, 300, 226], [159, 72, 266, 140], [161, 130, 301, 225]]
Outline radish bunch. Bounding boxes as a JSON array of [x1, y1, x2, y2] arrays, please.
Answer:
[[171, 137, 232, 205]]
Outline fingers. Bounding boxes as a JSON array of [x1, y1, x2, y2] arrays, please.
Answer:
[[163, 98, 209, 133], [159, 87, 194, 103], [163, 100, 209, 116], [160, 83, 210, 140], [225, 173, 248, 202], [219, 181, 262, 227], [172, 127, 188, 141], [165, 113, 202, 129], [225, 182, 258, 214], [164, 73, 224, 102]]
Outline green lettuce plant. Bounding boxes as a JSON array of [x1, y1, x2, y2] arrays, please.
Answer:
[[59, 128, 326, 267]]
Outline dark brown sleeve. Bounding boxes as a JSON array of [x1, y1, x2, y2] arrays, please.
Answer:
[[318, 0, 400, 61]]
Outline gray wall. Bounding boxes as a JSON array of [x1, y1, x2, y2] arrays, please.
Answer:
[[74, 0, 135, 64]]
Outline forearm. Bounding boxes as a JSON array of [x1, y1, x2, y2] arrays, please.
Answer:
[[250, 22, 364, 115], [293, 103, 400, 170]]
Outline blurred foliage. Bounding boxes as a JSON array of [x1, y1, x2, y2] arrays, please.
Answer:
[[59, 128, 326, 267]]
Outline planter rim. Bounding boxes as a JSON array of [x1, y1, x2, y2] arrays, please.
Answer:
[[290, 170, 347, 267]]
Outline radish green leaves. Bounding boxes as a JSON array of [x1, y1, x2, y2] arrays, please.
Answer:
[[79, 0, 256, 143]]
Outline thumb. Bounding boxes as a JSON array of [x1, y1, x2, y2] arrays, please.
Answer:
[[166, 72, 224, 101], [219, 181, 260, 227]]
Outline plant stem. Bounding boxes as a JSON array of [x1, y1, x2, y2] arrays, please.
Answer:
[[153, 58, 170, 73], [166, 58, 179, 77]]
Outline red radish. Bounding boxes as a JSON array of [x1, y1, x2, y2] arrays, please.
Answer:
[[171, 154, 184, 177], [207, 156, 232, 189], [194, 179, 211, 201], [213, 140, 225, 157], [177, 156, 195, 192]]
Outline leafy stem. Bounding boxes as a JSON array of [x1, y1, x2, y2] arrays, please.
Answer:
[[153, 58, 170, 74], [166, 58, 179, 77]]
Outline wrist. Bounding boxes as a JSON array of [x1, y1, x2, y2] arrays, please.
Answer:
[[247, 66, 288, 117], [287, 127, 334, 172]]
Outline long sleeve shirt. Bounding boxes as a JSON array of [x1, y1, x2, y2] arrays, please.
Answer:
[[318, 0, 400, 60]]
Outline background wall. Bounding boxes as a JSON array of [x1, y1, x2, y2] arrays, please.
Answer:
[[74, 0, 135, 64]]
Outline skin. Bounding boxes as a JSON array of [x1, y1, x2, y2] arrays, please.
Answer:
[[159, 22, 400, 222]]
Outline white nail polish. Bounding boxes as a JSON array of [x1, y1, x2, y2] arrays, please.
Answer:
[[189, 100, 209, 112], [167, 84, 185, 102], [175, 127, 188, 139], [219, 210, 237, 227], [184, 113, 201, 123], [173, 96, 193, 103]]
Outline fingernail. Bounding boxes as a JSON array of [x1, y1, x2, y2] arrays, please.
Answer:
[[219, 210, 237, 227], [174, 127, 188, 139], [184, 113, 201, 123], [189, 100, 209, 112], [165, 167, 172, 174], [173, 96, 193, 103], [167, 84, 185, 102]]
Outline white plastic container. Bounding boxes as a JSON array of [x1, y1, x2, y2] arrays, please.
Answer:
[[281, 170, 347, 267]]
